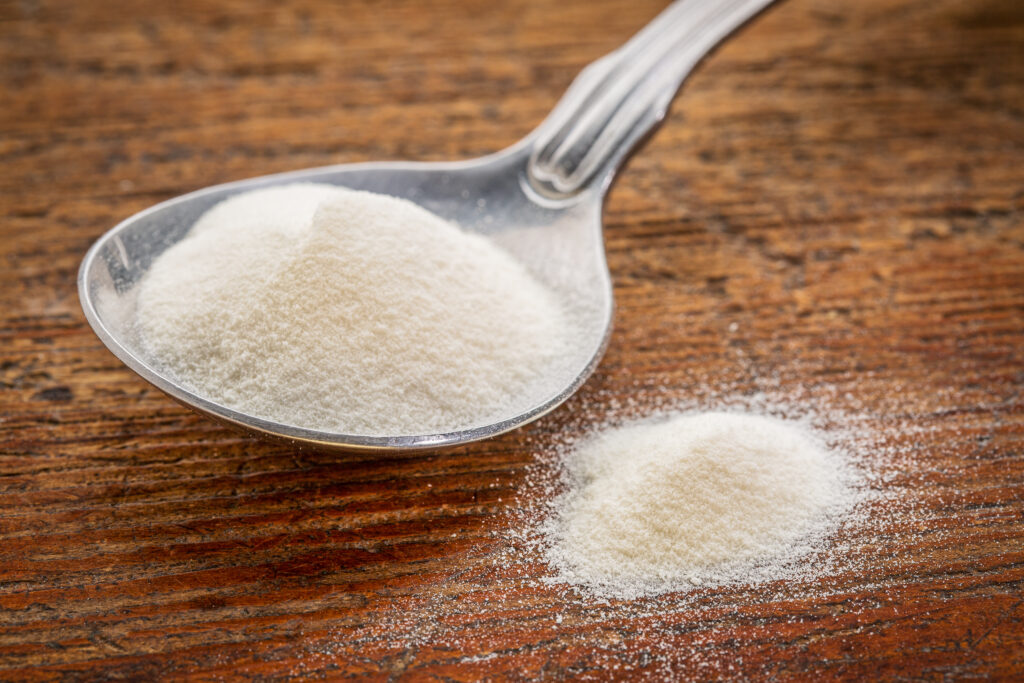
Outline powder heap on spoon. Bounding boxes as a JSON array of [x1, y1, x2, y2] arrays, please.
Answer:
[[136, 183, 570, 436]]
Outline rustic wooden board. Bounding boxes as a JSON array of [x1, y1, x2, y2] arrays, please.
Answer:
[[2, 0, 1023, 679]]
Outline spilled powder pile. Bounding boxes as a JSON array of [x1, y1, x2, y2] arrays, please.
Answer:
[[331, 390, 924, 679], [136, 183, 569, 435], [542, 411, 857, 599]]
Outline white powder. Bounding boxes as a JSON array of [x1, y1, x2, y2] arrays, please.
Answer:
[[136, 183, 570, 436], [542, 411, 856, 599]]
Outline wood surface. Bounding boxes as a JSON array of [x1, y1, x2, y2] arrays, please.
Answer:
[[2, 0, 1023, 679]]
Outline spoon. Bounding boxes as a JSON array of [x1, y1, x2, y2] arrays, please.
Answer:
[[79, 0, 776, 452]]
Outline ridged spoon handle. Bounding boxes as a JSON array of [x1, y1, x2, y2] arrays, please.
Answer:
[[528, 0, 777, 198]]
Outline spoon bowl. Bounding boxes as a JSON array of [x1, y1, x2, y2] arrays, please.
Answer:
[[79, 148, 613, 451], [79, 0, 775, 451]]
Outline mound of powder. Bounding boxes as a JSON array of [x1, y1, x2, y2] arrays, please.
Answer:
[[136, 183, 570, 435], [543, 412, 853, 599]]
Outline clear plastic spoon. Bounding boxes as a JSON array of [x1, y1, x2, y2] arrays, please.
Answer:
[[79, 0, 777, 451]]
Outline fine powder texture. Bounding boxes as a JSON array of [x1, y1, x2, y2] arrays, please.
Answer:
[[136, 183, 569, 436], [543, 412, 852, 599]]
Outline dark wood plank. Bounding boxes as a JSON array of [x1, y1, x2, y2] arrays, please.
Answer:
[[1, 0, 1022, 679]]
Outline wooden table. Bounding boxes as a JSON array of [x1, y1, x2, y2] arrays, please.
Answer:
[[3, 0, 1023, 679]]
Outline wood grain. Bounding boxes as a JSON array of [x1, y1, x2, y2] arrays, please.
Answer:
[[2, 0, 1023, 679]]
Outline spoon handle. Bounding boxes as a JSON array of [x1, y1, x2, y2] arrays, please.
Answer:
[[527, 0, 777, 198]]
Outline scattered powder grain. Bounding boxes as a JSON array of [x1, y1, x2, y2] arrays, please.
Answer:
[[542, 411, 857, 599], [136, 183, 570, 435]]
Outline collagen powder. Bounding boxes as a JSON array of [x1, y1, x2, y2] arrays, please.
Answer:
[[542, 411, 856, 599], [136, 183, 570, 436]]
